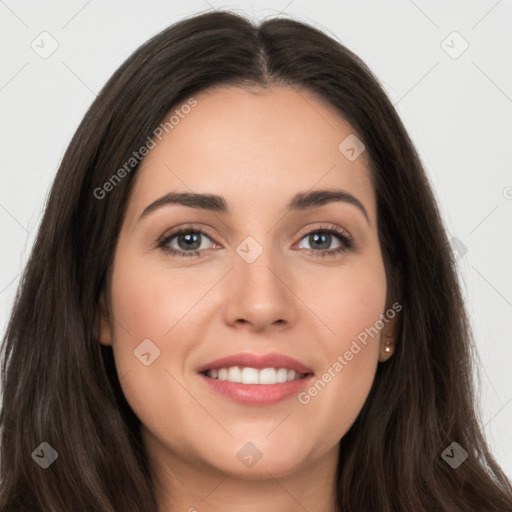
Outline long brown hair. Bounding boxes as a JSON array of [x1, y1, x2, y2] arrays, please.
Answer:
[[1, 10, 511, 512]]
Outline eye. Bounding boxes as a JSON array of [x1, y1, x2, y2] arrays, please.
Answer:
[[156, 223, 353, 258], [157, 226, 216, 258], [296, 225, 353, 257]]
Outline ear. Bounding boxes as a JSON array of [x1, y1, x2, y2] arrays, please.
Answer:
[[98, 292, 113, 346], [378, 300, 401, 363]]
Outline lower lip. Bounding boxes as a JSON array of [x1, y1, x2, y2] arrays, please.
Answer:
[[199, 373, 314, 405]]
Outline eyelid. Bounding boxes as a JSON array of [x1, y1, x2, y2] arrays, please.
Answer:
[[158, 223, 217, 242], [158, 222, 351, 244], [294, 222, 351, 241]]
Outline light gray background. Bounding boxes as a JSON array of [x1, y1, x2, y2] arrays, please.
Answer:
[[1, 0, 511, 479]]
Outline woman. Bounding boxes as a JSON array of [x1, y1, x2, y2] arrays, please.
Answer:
[[1, 10, 511, 512]]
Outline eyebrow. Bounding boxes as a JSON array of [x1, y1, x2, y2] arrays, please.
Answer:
[[138, 188, 370, 225]]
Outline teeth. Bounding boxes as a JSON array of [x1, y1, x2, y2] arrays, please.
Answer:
[[228, 367, 242, 383], [241, 367, 259, 384], [260, 367, 278, 384], [205, 366, 305, 384], [276, 368, 288, 383]]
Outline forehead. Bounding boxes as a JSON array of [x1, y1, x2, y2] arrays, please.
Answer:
[[125, 85, 376, 225]]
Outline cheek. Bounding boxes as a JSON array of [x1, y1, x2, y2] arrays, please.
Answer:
[[109, 247, 208, 347], [298, 254, 386, 433], [309, 253, 387, 355], [107, 250, 205, 445]]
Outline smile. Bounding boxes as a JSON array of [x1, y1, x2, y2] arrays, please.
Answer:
[[203, 366, 307, 384]]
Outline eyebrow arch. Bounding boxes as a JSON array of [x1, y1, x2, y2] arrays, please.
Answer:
[[138, 188, 370, 225]]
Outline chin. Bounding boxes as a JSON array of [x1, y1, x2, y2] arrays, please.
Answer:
[[205, 444, 309, 480]]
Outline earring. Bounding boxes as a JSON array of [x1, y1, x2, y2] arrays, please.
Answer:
[[384, 335, 393, 353]]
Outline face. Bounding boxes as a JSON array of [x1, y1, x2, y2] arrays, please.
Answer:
[[99, 85, 399, 485]]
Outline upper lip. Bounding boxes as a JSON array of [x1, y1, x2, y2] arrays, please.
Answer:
[[196, 352, 314, 375]]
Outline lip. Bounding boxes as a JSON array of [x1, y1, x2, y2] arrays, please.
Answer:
[[196, 352, 314, 406], [199, 373, 314, 405], [196, 352, 314, 374]]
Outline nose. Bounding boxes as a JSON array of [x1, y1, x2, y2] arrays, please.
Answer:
[[222, 244, 298, 333]]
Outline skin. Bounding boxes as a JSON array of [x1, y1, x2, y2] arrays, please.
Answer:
[[99, 84, 400, 512]]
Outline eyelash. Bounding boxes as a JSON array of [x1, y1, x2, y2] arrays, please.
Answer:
[[156, 224, 353, 259]]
